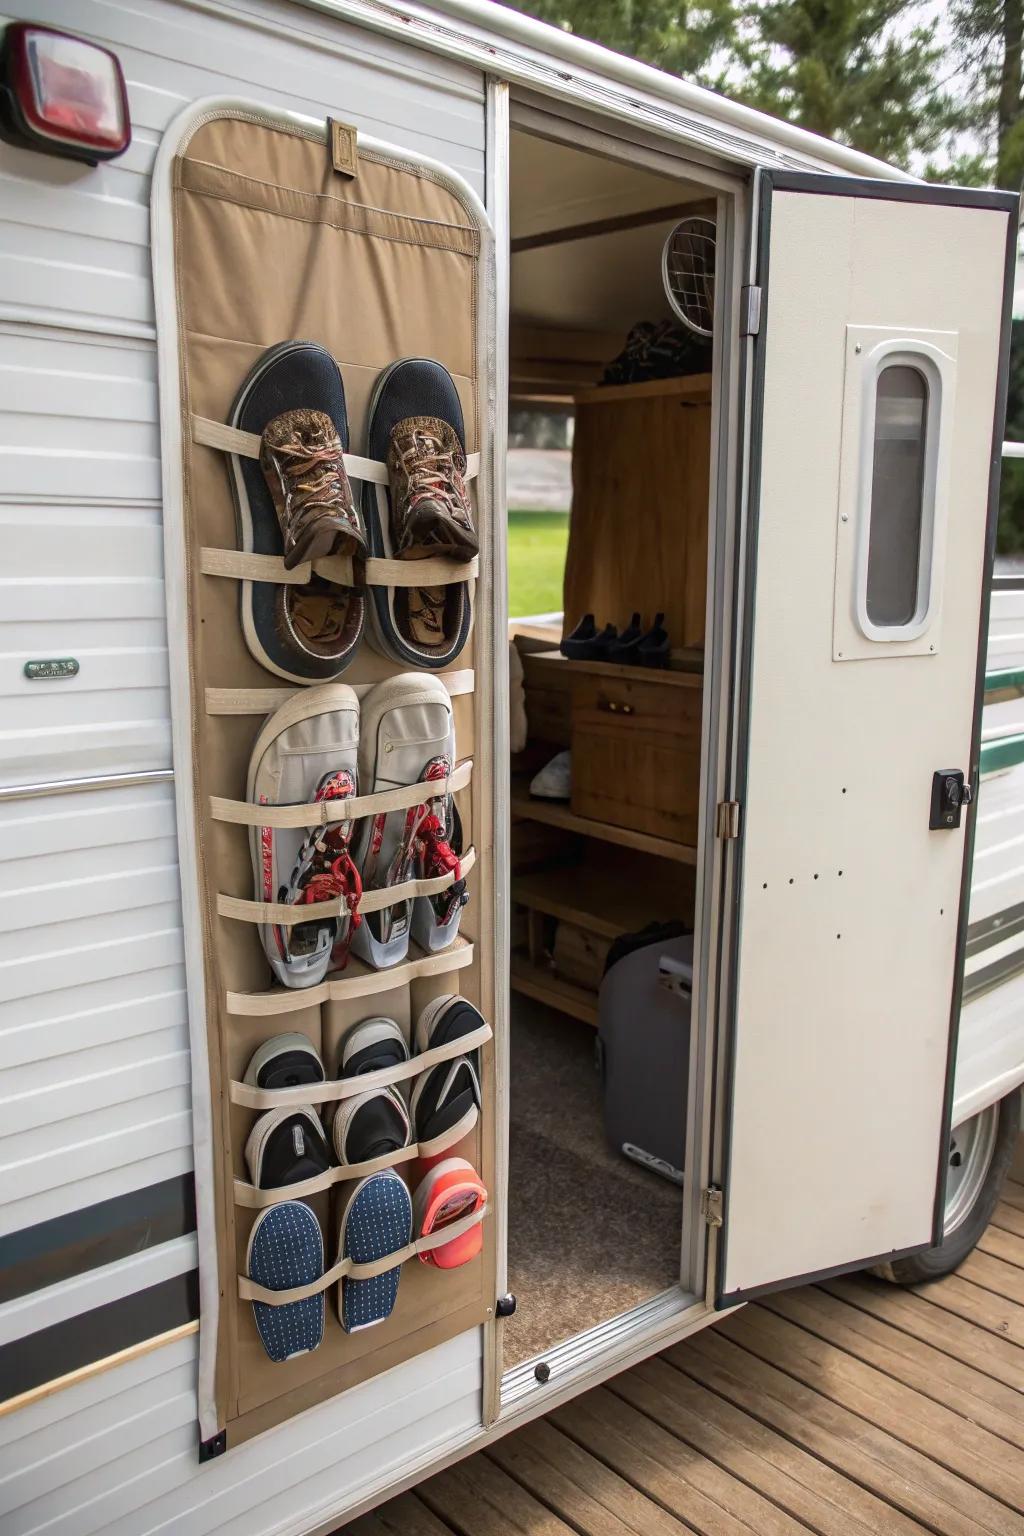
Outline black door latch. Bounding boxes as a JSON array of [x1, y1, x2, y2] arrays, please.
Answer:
[[930, 769, 973, 830]]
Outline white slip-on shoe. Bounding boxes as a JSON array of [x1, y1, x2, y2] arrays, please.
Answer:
[[351, 673, 467, 969], [248, 684, 361, 988]]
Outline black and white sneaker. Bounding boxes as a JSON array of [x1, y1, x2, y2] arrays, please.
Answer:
[[410, 995, 483, 1144], [245, 1106, 332, 1190], [332, 1086, 411, 1167], [338, 1017, 409, 1078], [244, 1034, 325, 1092]]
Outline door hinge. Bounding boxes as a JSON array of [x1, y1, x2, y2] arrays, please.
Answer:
[[716, 801, 741, 840], [740, 285, 762, 336], [701, 1186, 724, 1228]]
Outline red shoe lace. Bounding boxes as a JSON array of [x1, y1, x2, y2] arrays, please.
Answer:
[[301, 850, 363, 926], [415, 812, 461, 881]]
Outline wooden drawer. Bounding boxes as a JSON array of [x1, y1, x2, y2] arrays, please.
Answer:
[[569, 670, 701, 845]]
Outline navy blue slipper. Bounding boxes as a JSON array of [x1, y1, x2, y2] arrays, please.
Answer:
[[337, 1170, 412, 1333], [246, 1200, 324, 1362]]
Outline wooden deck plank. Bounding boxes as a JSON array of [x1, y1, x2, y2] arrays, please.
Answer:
[[488, 1420, 690, 1536], [669, 1330, 1018, 1535], [358, 1224, 1024, 1536], [613, 1357, 911, 1536], [419, 1460, 576, 1536], [910, 1270, 1024, 1346], [978, 1222, 1024, 1268], [719, 1304, 1024, 1511], [825, 1274, 1024, 1390], [990, 1198, 1024, 1241], [354, 1493, 455, 1536], [762, 1284, 1024, 1450], [957, 1247, 1024, 1303], [551, 1390, 770, 1536]]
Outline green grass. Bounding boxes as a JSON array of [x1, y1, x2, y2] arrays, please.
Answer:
[[507, 510, 569, 617]]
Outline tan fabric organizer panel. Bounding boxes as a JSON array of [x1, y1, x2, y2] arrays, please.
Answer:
[[164, 108, 495, 1443]]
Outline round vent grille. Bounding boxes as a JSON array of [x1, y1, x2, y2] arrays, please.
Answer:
[[662, 216, 716, 338]]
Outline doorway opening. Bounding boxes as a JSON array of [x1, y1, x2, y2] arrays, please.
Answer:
[[500, 113, 732, 1381]]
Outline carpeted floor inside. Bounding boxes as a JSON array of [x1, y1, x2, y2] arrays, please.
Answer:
[[503, 997, 683, 1368]]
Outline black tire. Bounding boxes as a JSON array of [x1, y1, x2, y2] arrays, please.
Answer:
[[875, 1088, 1020, 1284]]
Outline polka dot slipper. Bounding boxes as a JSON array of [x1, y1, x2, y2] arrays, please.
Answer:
[[246, 1200, 325, 1363], [337, 1169, 412, 1334]]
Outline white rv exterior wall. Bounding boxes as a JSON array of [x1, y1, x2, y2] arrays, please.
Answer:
[[0, 0, 1021, 1529], [0, 0, 487, 1529]]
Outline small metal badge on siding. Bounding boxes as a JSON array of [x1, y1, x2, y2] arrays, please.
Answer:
[[327, 118, 358, 179], [24, 659, 79, 680]]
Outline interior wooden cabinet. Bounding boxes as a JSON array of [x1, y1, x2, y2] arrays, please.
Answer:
[[501, 121, 715, 1370], [158, 106, 496, 1444]]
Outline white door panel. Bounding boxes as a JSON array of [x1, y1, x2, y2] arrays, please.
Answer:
[[720, 175, 1016, 1301]]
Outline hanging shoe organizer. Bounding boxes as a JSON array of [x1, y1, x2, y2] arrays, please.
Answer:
[[153, 102, 497, 1448]]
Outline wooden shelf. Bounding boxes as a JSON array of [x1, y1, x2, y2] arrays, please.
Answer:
[[573, 374, 712, 406], [512, 856, 691, 941], [510, 777, 698, 865], [524, 649, 703, 684], [509, 950, 599, 1027]]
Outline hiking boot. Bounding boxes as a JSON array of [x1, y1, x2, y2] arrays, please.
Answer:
[[229, 340, 365, 683], [362, 358, 476, 669], [387, 416, 477, 562], [260, 407, 364, 569]]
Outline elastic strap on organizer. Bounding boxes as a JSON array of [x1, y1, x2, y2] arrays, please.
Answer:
[[225, 938, 473, 1016], [230, 1020, 490, 1110], [211, 758, 473, 830], [217, 846, 475, 926], [204, 667, 475, 717], [238, 1205, 489, 1305], [233, 1105, 479, 1209], [199, 547, 478, 589], [192, 415, 481, 483]]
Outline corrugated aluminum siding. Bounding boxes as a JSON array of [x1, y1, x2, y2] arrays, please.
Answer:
[[0, 0, 486, 1528]]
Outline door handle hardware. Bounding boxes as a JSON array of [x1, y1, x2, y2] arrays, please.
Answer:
[[599, 698, 634, 715], [929, 769, 970, 830]]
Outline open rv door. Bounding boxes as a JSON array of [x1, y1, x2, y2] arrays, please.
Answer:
[[718, 172, 1018, 1305]]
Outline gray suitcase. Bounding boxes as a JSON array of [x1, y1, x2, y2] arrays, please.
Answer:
[[597, 932, 693, 1184]]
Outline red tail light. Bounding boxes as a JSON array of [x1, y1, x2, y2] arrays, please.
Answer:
[[0, 23, 130, 163]]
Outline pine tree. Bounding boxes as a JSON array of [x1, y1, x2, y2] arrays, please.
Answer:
[[947, 0, 1024, 187], [732, 0, 965, 168], [503, 0, 739, 86]]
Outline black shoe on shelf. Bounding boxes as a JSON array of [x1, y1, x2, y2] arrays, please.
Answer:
[[589, 622, 619, 662], [608, 611, 643, 666], [561, 612, 598, 660], [561, 615, 619, 662], [637, 612, 671, 669]]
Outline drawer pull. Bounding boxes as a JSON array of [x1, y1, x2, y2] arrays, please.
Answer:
[[599, 698, 635, 715]]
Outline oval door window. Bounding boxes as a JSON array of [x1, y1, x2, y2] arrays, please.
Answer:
[[865, 363, 929, 627]]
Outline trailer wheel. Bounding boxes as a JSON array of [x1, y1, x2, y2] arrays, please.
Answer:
[[873, 1089, 1020, 1284]]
